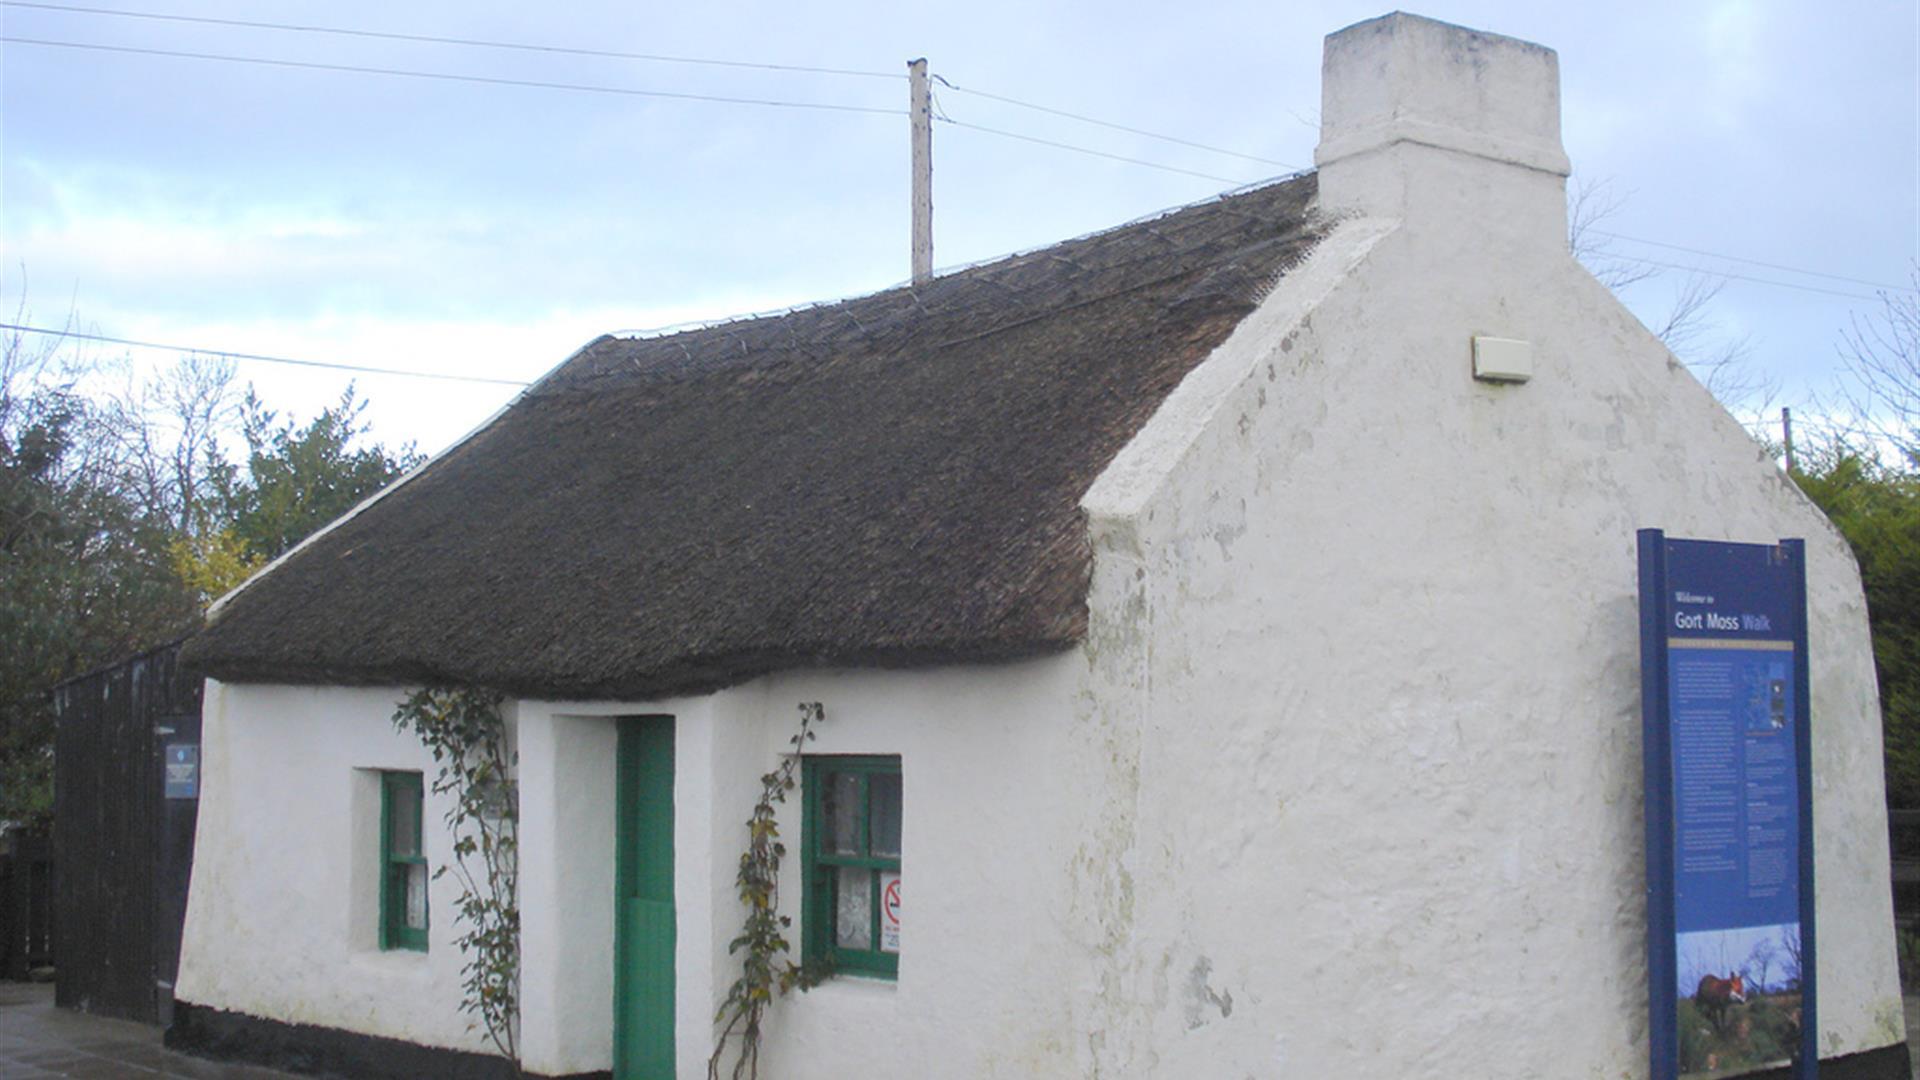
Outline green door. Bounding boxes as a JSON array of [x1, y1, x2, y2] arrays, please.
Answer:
[[615, 717, 675, 1079]]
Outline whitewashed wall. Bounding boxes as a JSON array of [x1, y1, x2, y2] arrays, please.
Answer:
[[175, 681, 501, 1056], [709, 664, 1104, 1079], [1081, 221, 1901, 1077], [1069, 19, 1902, 1075], [181, 667, 1111, 1079], [511, 660, 1105, 1079], [516, 704, 621, 1076]]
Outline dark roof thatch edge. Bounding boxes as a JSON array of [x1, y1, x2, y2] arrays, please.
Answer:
[[194, 635, 1083, 704], [200, 333, 619, 626], [186, 176, 1324, 702]]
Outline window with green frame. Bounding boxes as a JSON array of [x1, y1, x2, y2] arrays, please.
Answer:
[[380, 770, 429, 952], [802, 756, 901, 979]]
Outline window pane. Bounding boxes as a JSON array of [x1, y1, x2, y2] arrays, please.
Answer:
[[390, 782, 419, 857], [404, 864, 428, 930], [834, 865, 872, 949], [825, 771, 861, 855], [869, 772, 902, 858]]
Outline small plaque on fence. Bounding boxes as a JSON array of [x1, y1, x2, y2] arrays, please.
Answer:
[[164, 743, 199, 800]]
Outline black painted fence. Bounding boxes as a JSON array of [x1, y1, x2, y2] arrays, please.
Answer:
[[1891, 808, 1920, 928], [0, 834, 55, 979], [52, 640, 203, 1024]]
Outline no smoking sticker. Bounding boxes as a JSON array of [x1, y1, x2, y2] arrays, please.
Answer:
[[880, 871, 901, 954]]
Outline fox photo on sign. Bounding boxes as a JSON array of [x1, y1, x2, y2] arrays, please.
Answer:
[[1639, 532, 1816, 1079]]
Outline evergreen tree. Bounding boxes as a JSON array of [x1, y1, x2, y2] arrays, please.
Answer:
[[210, 385, 421, 564], [1793, 449, 1920, 807]]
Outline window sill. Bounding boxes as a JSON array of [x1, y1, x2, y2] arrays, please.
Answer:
[[349, 948, 434, 980], [808, 972, 900, 1001]]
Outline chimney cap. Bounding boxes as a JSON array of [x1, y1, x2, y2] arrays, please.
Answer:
[[1315, 12, 1570, 179]]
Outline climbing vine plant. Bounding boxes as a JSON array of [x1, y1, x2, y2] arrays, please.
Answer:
[[393, 686, 521, 1069], [708, 701, 830, 1080]]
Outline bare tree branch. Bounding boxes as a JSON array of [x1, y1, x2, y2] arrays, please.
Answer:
[[1839, 269, 1920, 463], [1569, 175, 1659, 290], [97, 354, 240, 534]]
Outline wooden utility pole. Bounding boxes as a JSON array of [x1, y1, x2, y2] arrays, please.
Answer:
[[909, 58, 933, 284], [1782, 406, 1796, 473]]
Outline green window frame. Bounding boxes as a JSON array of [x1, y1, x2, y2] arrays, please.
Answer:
[[380, 770, 429, 952], [802, 756, 901, 980]]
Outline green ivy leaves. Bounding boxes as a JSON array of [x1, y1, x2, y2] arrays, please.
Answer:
[[394, 686, 521, 1071], [709, 702, 828, 1080]]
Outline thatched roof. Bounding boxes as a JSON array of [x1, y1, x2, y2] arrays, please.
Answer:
[[182, 174, 1324, 701]]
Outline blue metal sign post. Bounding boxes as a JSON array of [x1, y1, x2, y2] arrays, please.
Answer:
[[1640, 531, 1816, 1079]]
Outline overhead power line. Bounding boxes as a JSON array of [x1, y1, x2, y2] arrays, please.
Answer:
[[5, 11, 1898, 298], [0, 323, 533, 387], [934, 75, 1304, 171], [938, 118, 1250, 185], [0, 0, 904, 79], [935, 76, 1900, 292], [1594, 229, 1915, 294], [0, 37, 907, 114], [1601, 256, 1883, 303]]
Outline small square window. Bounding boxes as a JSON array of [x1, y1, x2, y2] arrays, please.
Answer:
[[380, 771, 428, 952], [803, 757, 901, 979]]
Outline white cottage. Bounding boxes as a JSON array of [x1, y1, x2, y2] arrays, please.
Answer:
[[173, 13, 1907, 1080]]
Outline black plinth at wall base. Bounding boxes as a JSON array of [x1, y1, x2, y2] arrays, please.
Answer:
[[162, 998, 1913, 1080], [166, 1000, 611, 1080]]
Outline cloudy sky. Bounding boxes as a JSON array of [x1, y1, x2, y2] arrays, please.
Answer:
[[2, 0, 1914, 455]]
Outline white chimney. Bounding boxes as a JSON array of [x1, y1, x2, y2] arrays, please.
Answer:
[[1314, 13, 1570, 250]]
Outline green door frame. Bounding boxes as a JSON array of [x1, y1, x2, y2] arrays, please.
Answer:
[[614, 716, 675, 1079]]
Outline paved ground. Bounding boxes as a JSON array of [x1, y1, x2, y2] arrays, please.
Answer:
[[0, 983, 296, 1079]]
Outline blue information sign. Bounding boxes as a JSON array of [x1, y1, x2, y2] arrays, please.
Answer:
[[1639, 532, 1815, 1079]]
